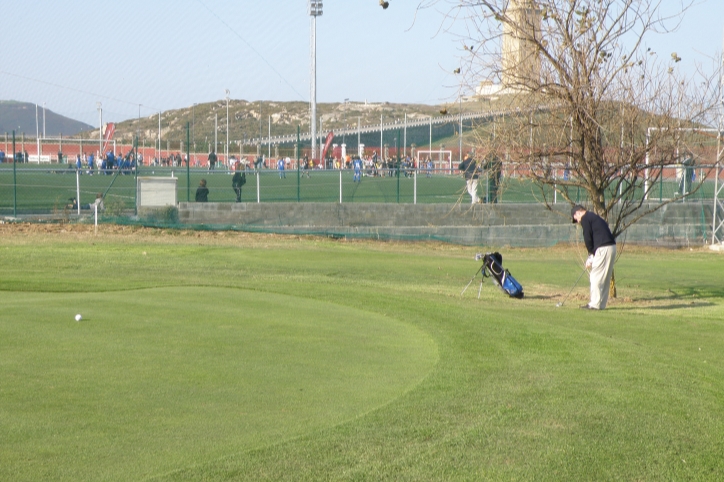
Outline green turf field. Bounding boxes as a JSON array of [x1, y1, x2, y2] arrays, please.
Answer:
[[2, 165, 717, 214], [1, 227, 723, 480]]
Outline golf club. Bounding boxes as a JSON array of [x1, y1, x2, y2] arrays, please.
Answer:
[[556, 266, 588, 307]]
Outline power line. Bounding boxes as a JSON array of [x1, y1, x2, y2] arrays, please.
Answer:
[[194, 0, 306, 101], [0, 69, 159, 113]]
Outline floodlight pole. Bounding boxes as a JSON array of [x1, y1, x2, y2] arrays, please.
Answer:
[[35, 104, 40, 161], [192, 103, 196, 164], [404, 112, 407, 157], [343, 98, 348, 148], [459, 96, 463, 163], [97, 102, 103, 158], [226, 89, 230, 167], [309, 0, 322, 161]]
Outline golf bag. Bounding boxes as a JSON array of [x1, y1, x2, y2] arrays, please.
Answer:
[[482, 252, 524, 299]]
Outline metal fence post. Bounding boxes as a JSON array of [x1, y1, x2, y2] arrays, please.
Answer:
[[186, 124, 191, 203], [396, 130, 400, 204], [414, 169, 417, 204], [297, 126, 301, 203], [12, 131, 17, 217], [76, 169, 81, 215]]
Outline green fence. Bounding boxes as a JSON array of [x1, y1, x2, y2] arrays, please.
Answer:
[[1, 164, 719, 215]]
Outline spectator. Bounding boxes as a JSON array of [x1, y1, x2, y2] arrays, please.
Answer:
[[232, 169, 246, 202], [195, 179, 209, 202], [208, 149, 217, 170], [484, 154, 502, 203], [302, 154, 311, 178], [92, 193, 104, 212], [458, 153, 480, 204]]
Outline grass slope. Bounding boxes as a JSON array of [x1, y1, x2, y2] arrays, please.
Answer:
[[1, 226, 723, 481]]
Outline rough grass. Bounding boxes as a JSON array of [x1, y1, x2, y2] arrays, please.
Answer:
[[1, 224, 723, 481]]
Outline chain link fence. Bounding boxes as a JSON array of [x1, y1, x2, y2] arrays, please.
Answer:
[[1, 163, 721, 216]]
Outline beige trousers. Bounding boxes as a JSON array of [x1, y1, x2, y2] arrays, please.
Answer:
[[589, 244, 616, 309], [466, 178, 479, 204]]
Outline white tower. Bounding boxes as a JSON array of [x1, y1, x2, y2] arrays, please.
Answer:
[[501, 0, 541, 89]]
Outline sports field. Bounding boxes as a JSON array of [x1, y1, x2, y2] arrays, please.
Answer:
[[1, 224, 723, 481], [1, 164, 719, 213]]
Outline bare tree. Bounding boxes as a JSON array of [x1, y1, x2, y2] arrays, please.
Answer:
[[422, 0, 721, 237]]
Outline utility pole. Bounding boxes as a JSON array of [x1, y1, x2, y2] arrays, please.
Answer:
[[309, 0, 323, 160], [97, 102, 103, 158], [225, 90, 230, 166]]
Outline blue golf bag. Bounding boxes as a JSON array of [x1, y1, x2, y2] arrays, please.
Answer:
[[483, 252, 524, 299]]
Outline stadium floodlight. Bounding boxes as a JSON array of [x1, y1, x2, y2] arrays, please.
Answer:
[[309, 0, 323, 16], [309, 0, 322, 161]]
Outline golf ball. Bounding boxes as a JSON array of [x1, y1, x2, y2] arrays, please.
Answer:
[[75, 314, 82, 321]]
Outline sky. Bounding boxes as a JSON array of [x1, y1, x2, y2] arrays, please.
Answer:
[[1, 0, 723, 127]]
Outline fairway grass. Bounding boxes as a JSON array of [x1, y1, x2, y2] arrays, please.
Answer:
[[1, 225, 723, 481]]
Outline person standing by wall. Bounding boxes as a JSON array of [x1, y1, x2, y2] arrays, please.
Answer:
[[232, 169, 246, 202], [485, 153, 502, 203], [458, 153, 480, 204], [195, 179, 209, 202], [208, 149, 217, 171], [571, 205, 616, 310]]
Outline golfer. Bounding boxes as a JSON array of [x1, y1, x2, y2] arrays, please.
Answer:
[[571, 205, 616, 310]]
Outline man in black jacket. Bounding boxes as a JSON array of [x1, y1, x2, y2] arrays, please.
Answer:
[[195, 179, 209, 202], [232, 169, 245, 202], [208, 150, 217, 171], [571, 205, 616, 310], [458, 153, 479, 204]]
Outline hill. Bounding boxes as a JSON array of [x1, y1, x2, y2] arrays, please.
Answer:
[[92, 99, 490, 148], [0, 101, 92, 137]]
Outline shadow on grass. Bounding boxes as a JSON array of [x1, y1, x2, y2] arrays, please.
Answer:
[[524, 294, 557, 300], [613, 301, 715, 311]]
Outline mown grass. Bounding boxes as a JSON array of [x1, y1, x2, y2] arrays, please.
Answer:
[[1, 226, 723, 481]]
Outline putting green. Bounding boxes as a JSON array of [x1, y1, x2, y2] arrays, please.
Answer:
[[0, 287, 438, 481]]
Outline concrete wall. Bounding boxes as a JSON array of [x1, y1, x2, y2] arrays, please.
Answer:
[[176, 202, 713, 247]]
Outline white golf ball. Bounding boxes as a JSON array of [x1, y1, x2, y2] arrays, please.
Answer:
[[75, 314, 82, 321]]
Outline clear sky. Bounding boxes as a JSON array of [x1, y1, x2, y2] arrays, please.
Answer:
[[1, 0, 722, 126]]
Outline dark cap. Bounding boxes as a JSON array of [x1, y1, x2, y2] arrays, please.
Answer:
[[571, 205, 585, 223]]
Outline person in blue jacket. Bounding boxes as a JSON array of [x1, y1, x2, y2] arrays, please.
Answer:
[[353, 156, 363, 182]]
